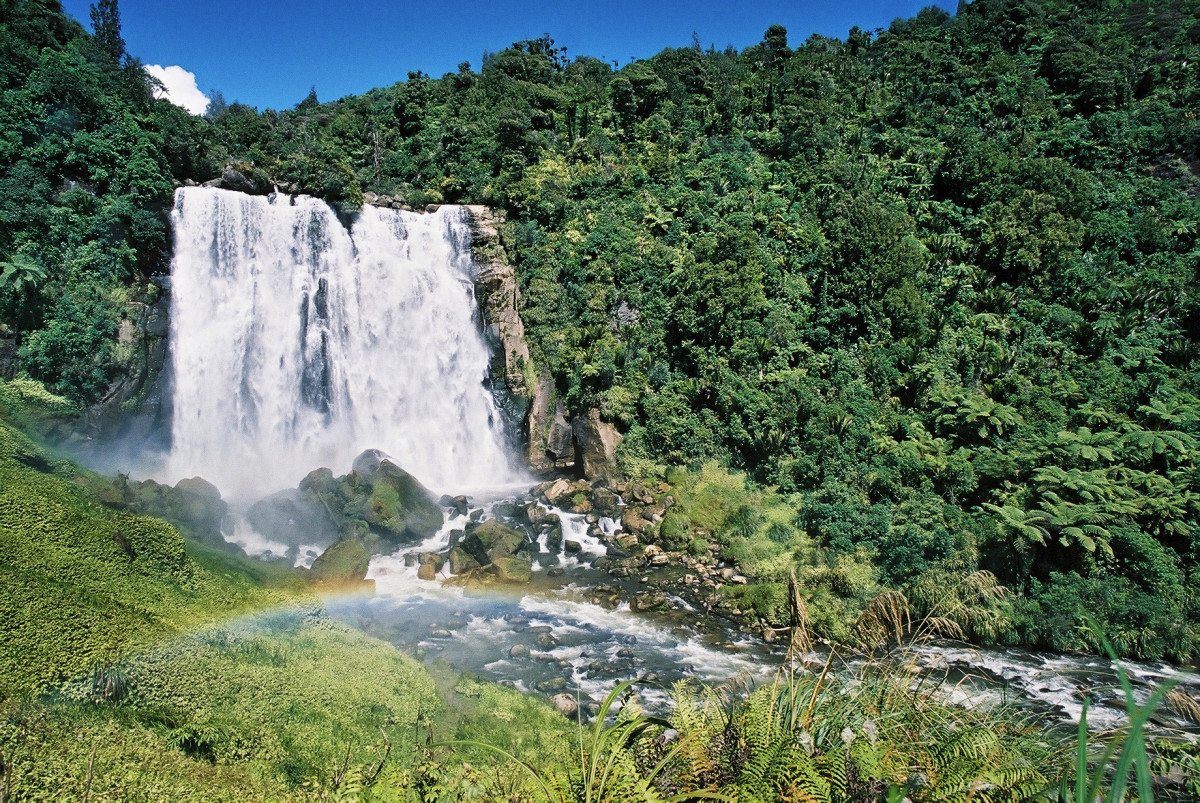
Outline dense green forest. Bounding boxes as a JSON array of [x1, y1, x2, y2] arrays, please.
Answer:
[[3, 0, 1200, 798], [2, 0, 1200, 665]]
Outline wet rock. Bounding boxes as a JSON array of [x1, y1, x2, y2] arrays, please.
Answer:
[[310, 539, 372, 590], [447, 545, 481, 574], [492, 555, 533, 584], [439, 494, 470, 517], [564, 539, 582, 554], [536, 677, 567, 692], [616, 647, 636, 659], [419, 552, 445, 570], [591, 556, 613, 571], [631, 592, 668, 613], [417, 563, 437, 581], [509, 644, 531, 659], [550, 693, 578, 717], [591, 487, 620, 513], [547, 567, 565, 577], [525, 502, 553, 525], [462, 520, 526, 564], [469, 508, 484, 522], [535, 632, 558, 649], [544, 520, 563, 550], [429, 628, 453, 639], [447, 529, 464, 548], [539, 478, 575, 507]]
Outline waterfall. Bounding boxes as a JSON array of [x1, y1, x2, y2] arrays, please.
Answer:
[[166, 187, 516, 500]]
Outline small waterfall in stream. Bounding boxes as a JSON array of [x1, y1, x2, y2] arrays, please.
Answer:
[[166, 187, 516, 499]]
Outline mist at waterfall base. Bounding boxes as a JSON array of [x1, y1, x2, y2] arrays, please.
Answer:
[[137, 186, 1200, 731]]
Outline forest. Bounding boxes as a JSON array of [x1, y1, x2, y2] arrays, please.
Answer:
[[1, 0, 1200, 797], [4, 0, 1197, 662]]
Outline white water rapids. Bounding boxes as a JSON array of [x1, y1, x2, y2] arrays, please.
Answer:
[[167, 187, 515, 500]]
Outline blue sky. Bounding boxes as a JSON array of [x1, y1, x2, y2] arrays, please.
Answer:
[[60, 0, 954, 112]]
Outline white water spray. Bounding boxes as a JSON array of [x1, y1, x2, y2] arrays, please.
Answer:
[[166, 187, 516, 499]]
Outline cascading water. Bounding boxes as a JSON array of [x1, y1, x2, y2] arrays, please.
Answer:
[[167, 187, 516, 500]]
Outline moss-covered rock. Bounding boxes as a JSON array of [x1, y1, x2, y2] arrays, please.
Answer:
[[447, 544, 481, 574], [492, 555, 533, 584], [462, 519, 525, 565], [309, 539, 372, 590]]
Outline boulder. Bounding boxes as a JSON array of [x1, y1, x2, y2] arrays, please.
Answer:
[[447, 545, 481, 574], [536, 677, 567, 693], [621, 508, 652, 535], [442, 494, 470, 517], [591, 487, 620, 513], [217, 165, 273, 195], [544, 519, 563, 550], [509, 644, 531, 659], [355, 458, 444, 543], [492, 555, 533, 584], [124, 477, 230, 551], [572, 409, 622, 482], [310, 539, 372, 589], [540, 478, 574, 506], [418, 552, 445, 571], [564, 540, 582, 554], [246, 487, 339, 554], [417, 562, 438, 581], [461, 519, 525, 564], [550, 693, 578, 717]]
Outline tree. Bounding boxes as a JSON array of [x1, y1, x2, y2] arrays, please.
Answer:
[[89, 0, 124, 62]]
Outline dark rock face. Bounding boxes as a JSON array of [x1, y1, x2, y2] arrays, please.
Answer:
[[462, 205, 534, 454]]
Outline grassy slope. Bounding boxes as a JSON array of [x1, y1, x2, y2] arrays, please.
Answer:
[[0, 387, 451, 799]]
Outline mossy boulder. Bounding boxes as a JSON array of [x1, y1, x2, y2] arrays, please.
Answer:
[[310, 539, 372, 589], [123, 476, 231, 551], [343, 456, 443, 544], [447, 545, 481, 574], [462, 520, 525, 565], [491, 555, 533, 584], [246, 487, 340, 557]]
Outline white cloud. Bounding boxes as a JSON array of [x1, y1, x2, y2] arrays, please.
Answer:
[[145, 64, 210, 116]]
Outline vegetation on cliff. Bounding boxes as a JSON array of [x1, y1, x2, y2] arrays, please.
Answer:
[[2, 0, 1197, 663]]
